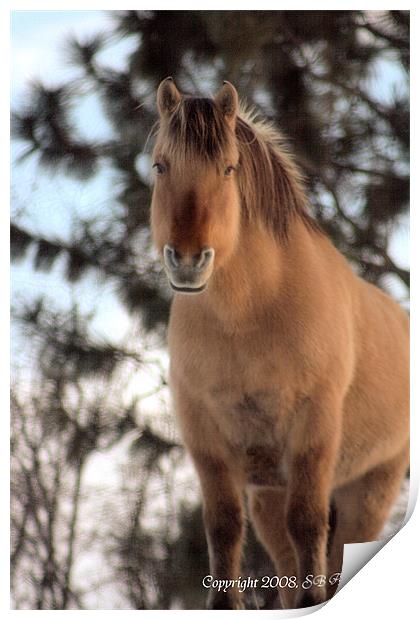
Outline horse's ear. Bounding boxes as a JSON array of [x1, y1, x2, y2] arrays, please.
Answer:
[[214, 81, 238, 128], [157, 77, 181, 117]]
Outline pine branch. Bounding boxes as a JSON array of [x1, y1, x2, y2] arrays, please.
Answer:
[[12, 82, 100, 180]]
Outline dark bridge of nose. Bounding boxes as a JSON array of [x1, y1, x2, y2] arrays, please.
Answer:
[[164, 245, 214, 271]]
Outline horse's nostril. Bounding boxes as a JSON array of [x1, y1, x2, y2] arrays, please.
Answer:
[[195, 247, 215, 270], [164, 244, 180, 269]]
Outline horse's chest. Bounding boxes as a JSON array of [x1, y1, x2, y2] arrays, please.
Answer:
[[207, 386, 290, 487], [209, 387, 280, 441], [171, 320, 294, 487]]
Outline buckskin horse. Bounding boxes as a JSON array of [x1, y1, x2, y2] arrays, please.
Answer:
[[150, 77, 409, 609]]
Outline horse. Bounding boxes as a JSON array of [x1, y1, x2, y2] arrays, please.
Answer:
[[150, 77, 409, 609]]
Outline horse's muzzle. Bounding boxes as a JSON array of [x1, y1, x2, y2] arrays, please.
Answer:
[[163, 244, 215, 294]]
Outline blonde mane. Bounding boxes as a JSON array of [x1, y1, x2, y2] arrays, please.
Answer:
[[235, 105, 318, 238]]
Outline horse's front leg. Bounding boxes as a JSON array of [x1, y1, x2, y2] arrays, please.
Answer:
[[193, 453, 246, 610], [286, 397, 341, 608]]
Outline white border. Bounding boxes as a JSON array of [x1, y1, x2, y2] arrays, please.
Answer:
[[5, 3, 418, 618]]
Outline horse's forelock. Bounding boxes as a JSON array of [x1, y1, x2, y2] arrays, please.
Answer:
[[164, 97, 232, 165]]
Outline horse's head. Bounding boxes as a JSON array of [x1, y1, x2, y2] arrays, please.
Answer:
[[151, 78, 241, 294]]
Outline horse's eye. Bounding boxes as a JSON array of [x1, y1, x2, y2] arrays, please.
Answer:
[[153, 162, 166, 175], [224, 165, 235, 176]]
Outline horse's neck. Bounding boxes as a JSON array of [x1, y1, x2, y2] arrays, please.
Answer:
[[203, 217, 315, 330]]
